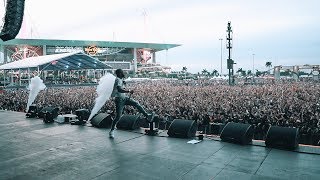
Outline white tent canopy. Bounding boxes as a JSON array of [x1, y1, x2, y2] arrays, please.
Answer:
[[0, 52, 111, 70]]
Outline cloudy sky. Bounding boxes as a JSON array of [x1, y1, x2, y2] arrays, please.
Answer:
[[1, 0, 319, 73]]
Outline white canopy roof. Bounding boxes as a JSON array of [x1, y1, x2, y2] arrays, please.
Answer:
[[0, 52, 111, 70]]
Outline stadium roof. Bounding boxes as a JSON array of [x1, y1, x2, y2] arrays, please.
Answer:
[[0, 38, 181, 52], [0, 52, 111, 70]]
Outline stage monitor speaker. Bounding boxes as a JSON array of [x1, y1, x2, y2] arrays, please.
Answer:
[[28, 104, 37, 112], [26, 104, 38, 118], [220, 122, 254, 145], [116, 115, 141, 130], [36, 106, 43, 118], [211, 123, 226, 135], [167, 119, 197, 138], [75, 109, 90, 121], [40, 106, 59, 117], [91, 113, 112, 128], [265, 126, 299, 150], [0, 0, 25, 41], [42, 107, 59, 123]]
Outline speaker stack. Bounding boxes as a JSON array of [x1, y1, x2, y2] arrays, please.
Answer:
[[0, 0, 25, 41]]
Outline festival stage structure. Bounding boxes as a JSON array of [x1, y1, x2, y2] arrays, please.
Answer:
[[0, 110, 319, 179]]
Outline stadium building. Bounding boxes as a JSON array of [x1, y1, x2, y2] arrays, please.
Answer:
[[0, 38, 180, 73]]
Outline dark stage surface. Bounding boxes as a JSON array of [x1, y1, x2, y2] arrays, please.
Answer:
[[0, 111, 320, 180]]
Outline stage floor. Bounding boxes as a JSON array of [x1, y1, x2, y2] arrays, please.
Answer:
[[0, 111, 320, 180]]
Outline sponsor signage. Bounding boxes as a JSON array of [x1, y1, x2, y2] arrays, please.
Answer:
[[47, 46, 125, 56], [84, 46, 99, 55], [46, 46, 83, 54]]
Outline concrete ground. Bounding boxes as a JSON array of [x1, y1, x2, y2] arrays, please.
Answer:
[[0, 110, 320, 180]]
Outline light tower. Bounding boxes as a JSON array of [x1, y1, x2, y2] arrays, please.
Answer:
[[219, 38, 223, 75], [252, 53, 255, 83], [226, 21, 235, 85]]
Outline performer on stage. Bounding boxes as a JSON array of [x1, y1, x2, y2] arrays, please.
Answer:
[[109, 69, 154, 138]]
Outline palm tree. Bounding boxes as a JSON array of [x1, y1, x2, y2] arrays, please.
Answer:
[[241, 69, 246, 77], [236, 68, 247, 77], [256, 70, 262, 77], [212, 69, 219, 77], [182, 66, 187, 72], [247, 70, 252, 76], [202, 69, 208, 77], [181, 66, 188, 79], [265, 61, 272, 74], [236, 68, 243, 74]]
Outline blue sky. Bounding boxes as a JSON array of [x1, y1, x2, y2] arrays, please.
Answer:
[[1, 0, 319, 73]]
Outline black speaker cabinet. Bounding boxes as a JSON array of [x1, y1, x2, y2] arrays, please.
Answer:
[[40, 106, 59, 118], [75, 109, 90, 121], [42, 107, 59, 123], [265, 126, 299, 150], [27, 104, 38, 113], [211, 123, 226, 135], [167, 119, 197, 138], [220, 122, 254, 145], [116, 115, 141, 130], [26, 104, 38, 118], [91, 113, 112, 128], [38, 106, 53, 118], [0, 0, 25, 41]]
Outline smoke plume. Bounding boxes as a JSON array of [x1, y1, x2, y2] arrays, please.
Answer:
[[88, 73, 116, 120], [26, 76, 46, 111]]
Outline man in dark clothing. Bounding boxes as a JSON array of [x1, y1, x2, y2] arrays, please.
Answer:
[[109, 69, 154, 138]]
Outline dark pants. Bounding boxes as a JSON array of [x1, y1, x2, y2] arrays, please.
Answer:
[[110, 97, 148, 130]]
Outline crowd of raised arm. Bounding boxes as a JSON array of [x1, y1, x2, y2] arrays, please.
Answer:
[[1, 79, 319, 145]]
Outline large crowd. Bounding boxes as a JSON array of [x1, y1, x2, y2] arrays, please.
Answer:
[[1, 79, 320, 145]]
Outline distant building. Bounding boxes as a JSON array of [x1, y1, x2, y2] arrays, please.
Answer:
[[0, 38, 180, 73], [274, 65, 319, 81]]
